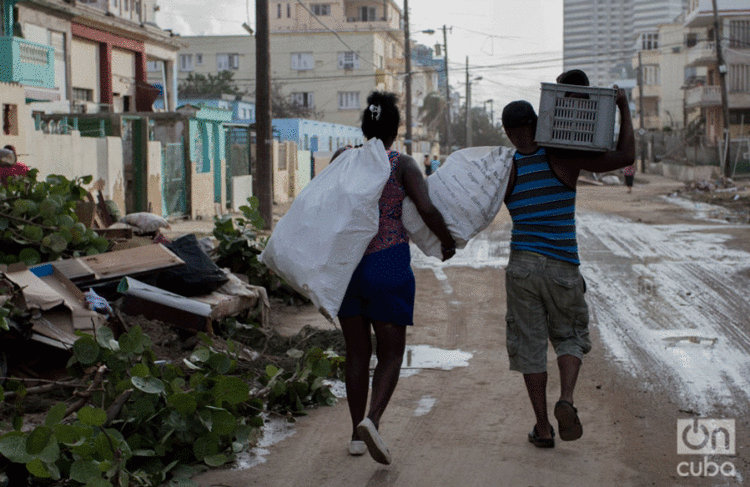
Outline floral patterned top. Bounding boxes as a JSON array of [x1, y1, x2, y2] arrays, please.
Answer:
[[364, 149, 409, 255]]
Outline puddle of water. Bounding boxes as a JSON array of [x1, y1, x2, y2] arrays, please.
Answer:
[[234, 415, 297, 470], [662, 195, 733, 223], [414, 396, 437, 417], [399, 345, 473, 378]]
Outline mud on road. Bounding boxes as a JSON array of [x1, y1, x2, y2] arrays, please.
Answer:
[[196, 174, 749, 487]]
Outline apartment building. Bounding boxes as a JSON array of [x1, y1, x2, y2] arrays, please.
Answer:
[[631, 21, 706, 130], [563, 0, 687, 87], [165, 0, 406, 130], [683, 0, 750, 144], [1, 0, 180, 115]]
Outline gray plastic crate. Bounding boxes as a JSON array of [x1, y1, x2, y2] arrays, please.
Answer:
[[535, 83, 617, 152]]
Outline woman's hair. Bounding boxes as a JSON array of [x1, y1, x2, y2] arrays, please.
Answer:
[[361, 91, 400, 142], [3, 145, 16, 153]]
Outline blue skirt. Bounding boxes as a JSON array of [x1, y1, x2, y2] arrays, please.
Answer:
[[338, 243, 415, 326]]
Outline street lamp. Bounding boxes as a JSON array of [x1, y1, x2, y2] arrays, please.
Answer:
[[483, 99, 494, 125], [466, 70, 482, 147]]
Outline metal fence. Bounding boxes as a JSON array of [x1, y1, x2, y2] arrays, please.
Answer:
[[162, 143, 187, 217], [225, 127, 252, 210]]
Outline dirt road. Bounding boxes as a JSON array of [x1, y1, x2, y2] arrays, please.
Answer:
[[196, 174, 749, 487]]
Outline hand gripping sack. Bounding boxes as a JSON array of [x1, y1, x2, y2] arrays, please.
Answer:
[[259, 138, 391, 320], [402, 146, 514, 258]]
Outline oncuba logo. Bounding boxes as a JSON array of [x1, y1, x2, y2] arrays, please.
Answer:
[[677, 419, 736, 478]]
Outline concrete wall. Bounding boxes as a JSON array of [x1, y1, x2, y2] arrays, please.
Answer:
[[190, 165, 214, 219], [647, 162, 721, 181], [272, 139, 288, 203], [294, 149, 312, 197], [232, 175, 253, 212]]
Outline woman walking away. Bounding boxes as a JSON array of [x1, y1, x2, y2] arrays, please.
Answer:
[[334, 91, 456, 464], [624, 164, 635, 193]]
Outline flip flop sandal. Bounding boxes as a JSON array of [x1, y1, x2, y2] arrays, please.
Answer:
[[554, 400, 583, 441], [528, 425, 555, 448]]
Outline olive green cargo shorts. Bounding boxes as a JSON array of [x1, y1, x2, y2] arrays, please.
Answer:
[[504, 250, 591, 374]]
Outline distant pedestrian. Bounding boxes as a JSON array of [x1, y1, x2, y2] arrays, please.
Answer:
[[423, 154, 432, 176], [0, 145, 30, 185], [332, 91, 455, 464], [624, 164, 635, 193], [430, 156, 441, 173], [499, 71, 635, 449]]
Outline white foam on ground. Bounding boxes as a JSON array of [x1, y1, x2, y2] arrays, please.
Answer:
[[414, 396, 437, 417], [578, 211, 750, 413]]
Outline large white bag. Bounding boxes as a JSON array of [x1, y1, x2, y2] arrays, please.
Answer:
[[402, 146, 514, 258], [259, 138, 391, 320]]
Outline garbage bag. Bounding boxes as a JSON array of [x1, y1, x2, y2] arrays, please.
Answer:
[[158, 234, 229, 296], [402, 146, 514, 258], [260, 138, 391, 321]]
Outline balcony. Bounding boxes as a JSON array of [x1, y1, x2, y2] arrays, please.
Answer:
[[687, 41, 716, 67], [0, 37, 55, 88], [685, 85, 721, 108]]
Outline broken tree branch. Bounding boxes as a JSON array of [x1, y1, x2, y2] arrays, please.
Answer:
[[64, 364, 108, 418]]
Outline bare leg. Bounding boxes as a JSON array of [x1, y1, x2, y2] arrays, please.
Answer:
[[524, 371, 552, 439], [557, 354, 582, 404], [367, 320, 406, 428], [340, 315, 373, 441]]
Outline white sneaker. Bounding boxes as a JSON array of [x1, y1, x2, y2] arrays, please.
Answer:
[[348, 440, 367, 456], [356, 418, 392, 465]]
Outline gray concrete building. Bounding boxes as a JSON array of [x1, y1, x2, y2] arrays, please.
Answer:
[[563, 0, 687, 87]]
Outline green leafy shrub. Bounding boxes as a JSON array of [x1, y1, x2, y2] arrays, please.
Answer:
[[0, 325, 344, 486], [0, 170, 110, 265], [212, 197, 306, 302]]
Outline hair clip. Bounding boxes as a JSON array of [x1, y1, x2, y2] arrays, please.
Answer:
[[369, 104, 382, 121]]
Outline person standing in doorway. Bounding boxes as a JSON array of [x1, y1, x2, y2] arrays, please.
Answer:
[[499, 82, 634, 448], [333, 91, 456, 464]]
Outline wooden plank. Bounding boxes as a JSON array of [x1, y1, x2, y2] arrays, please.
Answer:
[[51, 258, 97, 281], [78, 244, 184, 281]]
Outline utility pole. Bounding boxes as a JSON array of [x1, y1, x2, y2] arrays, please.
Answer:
[[637, 51, 647, 173], [254, 0, 273, 229], [443, 25, 451, 154], [712, 0, 732, 178], [403, 0, 413, 155], [466, 56, 472, 148]]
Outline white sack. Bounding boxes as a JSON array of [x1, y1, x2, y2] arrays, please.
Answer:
[[402, 146, 514, 258], [259, 138, 391, 321]]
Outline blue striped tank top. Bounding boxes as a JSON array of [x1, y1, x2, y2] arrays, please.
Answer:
[[506, 148, 579, 265]]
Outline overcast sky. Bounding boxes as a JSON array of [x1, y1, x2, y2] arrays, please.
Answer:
[[155, 0, 564, 115]]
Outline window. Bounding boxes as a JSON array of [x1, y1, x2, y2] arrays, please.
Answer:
[[291, 92, 314, 108], [72, 88, 94, 101], [642, 65, 659, 85], [641, 33, 658, 50], [729, 64, 750, 93], [217, 53, 239, 70], [729, 20, 750, 48], [338, 51, 360, 70], [196, 54, 203, 66], [338, 91, 360, 110], [277, 3, 282, 18], [685, 32, 698, 48], [359, 6, 376, 21], [2, 104, 18, 136], [311, 3, 330, 16], [147, 61, 160, 72], [124, 0, 128, 10], [304, 134, 309, 151], [179, 54, 193, 71], [291, 52, 314, 70], [287, 3, 291, 17]]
